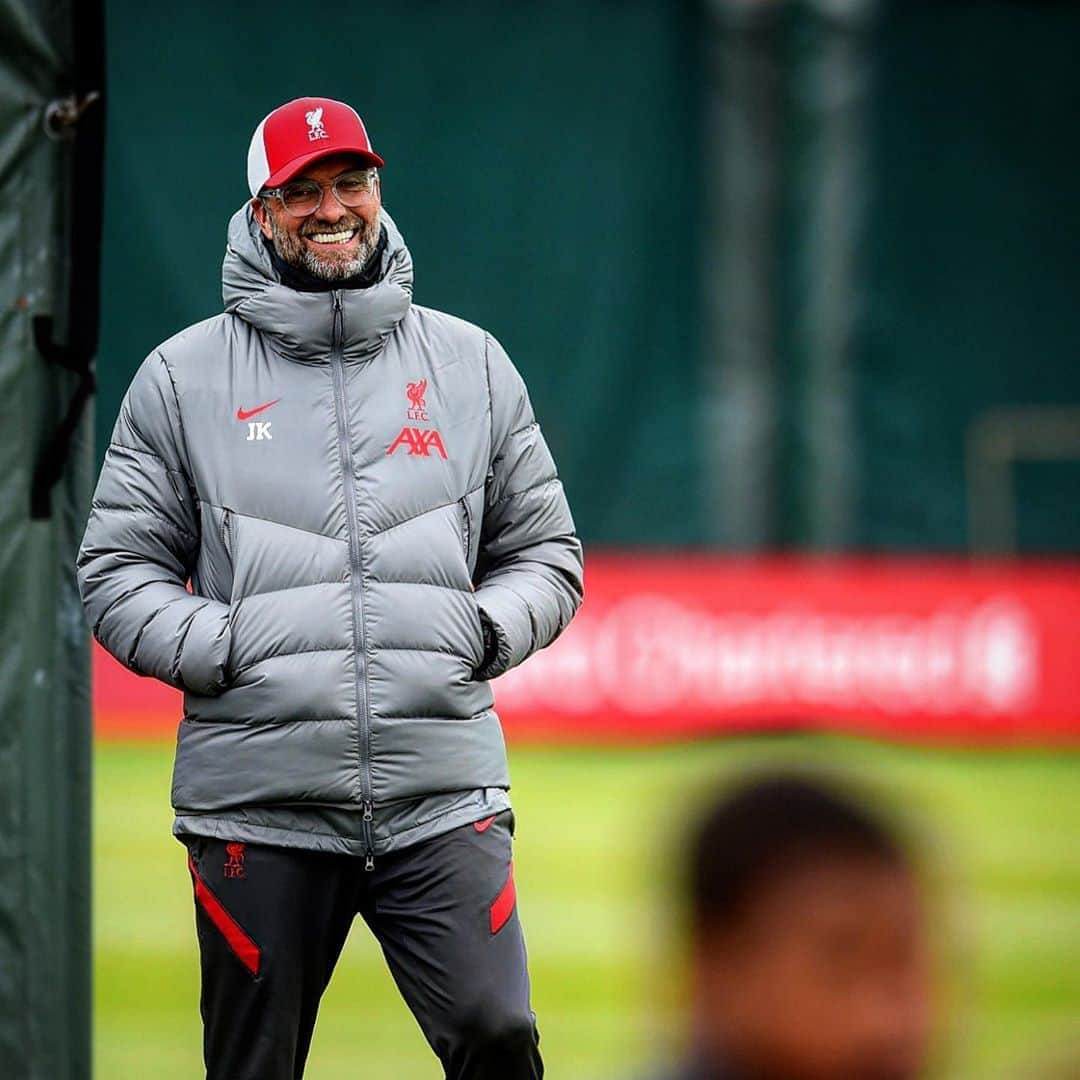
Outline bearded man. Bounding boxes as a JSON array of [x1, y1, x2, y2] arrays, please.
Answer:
[[77, 96, 583, 1080]]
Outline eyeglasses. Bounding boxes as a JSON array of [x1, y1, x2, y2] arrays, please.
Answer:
[[261, 168, 379, 218]]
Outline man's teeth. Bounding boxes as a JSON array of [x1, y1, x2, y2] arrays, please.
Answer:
[[309, 228, 357, 244]]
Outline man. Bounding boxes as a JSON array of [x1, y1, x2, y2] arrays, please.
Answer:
[[662, 773, 932, 1080], [77, 96, 583, 1079]]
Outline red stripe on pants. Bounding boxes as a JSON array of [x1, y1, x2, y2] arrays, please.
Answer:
[[490, 861, 516, 935], [188, 854, 261, 977]]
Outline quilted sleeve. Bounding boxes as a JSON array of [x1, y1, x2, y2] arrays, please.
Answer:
[[75, 350, 232, 695], [473, 333, 584, 680]]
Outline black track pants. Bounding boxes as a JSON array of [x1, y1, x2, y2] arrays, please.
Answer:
[[182, 810, 541, 1079]]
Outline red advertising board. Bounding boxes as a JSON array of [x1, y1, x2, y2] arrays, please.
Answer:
[[93, 556, 1080, 742]]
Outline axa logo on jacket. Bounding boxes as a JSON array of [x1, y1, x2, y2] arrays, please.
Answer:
[[390, 379, 447, 457], [387, 427, 447, 458]]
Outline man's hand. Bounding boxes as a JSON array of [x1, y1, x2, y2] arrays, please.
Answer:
[[475, 610, 500, 679]]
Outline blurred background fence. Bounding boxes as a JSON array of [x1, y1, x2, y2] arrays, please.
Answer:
[[99, 0, 1080, 553]]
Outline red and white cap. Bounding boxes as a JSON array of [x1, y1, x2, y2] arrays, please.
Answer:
[[246, 97, 385, 197]]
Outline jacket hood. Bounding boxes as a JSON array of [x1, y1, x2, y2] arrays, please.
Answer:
[[221, 203, 413, 361]]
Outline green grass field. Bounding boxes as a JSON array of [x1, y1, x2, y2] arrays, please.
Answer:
[[95, 736, 1080, 1079]]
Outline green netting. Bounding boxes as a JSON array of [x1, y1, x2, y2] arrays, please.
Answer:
[[0, 0, 95, 1075]]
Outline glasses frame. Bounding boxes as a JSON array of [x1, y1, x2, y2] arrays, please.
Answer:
[[260, 167, 380, 218]]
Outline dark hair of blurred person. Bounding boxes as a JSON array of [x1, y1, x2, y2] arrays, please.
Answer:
[[669, 773, 931, 1080]]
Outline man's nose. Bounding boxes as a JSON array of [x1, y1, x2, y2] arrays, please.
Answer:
[[313, 185, 346, 222]]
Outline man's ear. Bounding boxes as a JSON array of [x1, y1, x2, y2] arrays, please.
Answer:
[[251, 197, 273, 240]]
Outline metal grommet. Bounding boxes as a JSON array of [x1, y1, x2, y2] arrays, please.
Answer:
[[43, 91, 101, 141]]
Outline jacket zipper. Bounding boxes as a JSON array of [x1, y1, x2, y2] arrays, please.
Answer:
[[327, 291, 376, 871]]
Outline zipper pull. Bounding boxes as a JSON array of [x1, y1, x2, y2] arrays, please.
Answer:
[[362, 799, 373, 822], [167, 470, 185, 505], [365, 851, 375, 872], [332, 290, 346, 350]]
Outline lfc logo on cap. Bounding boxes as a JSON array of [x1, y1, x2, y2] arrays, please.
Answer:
[[305, 107, 328, 142]]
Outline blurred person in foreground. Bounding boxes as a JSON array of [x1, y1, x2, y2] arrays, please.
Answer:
[[76, 96, 582, 1079], [661, 773, 932, 1080]]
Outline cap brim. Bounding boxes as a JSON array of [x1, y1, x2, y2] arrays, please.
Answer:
[[263, 144, 385, 190]]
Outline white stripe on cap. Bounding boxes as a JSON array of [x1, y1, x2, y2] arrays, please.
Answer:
[[342, 102, 372, 150], [246, 114, 271, 197]]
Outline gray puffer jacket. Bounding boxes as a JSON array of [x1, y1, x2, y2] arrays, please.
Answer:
[[77, 204, 583, 850]]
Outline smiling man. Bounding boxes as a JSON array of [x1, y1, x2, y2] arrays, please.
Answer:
[[77, 97, 583, 1079], [252, 158, 384, 283]]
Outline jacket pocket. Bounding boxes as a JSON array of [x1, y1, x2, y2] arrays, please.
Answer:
[[221, 506, 233, 559], [465, 590, 487, 672], [458, 495, 473, 567], [221, 506, 241, 604], [220, 507, 239, 683]]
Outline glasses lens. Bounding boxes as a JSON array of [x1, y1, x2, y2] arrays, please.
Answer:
[[333, 171, 375, 207], [279, 181, 321, 216]]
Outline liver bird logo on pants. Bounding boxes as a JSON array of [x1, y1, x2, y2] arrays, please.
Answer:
[[224, 843, 246, 879]]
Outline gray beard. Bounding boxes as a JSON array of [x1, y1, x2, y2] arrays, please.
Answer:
[[269, 213, 381, 282]]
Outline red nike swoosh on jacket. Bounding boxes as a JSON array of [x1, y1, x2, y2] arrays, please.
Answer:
[[236, 398, 281, 421]]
